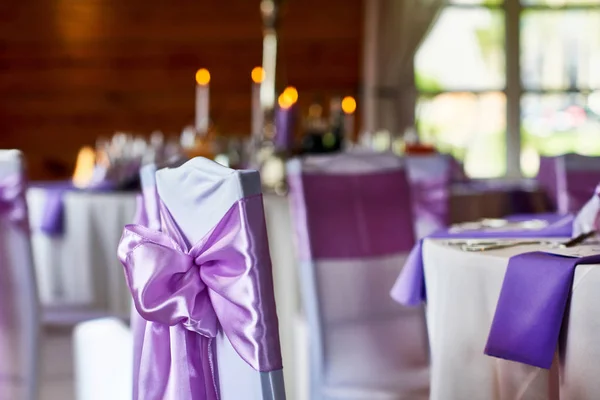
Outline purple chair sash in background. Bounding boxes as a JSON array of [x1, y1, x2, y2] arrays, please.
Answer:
[[537, 155, 600, 214], [391, 213, 574, 306], [118, 194, 282, 400], [0, 175, 28, 229], [290, 170, 416, 261], [0, 152, 40, 400], [406, 155, 452, 237], [411, 176, 450, 231], [486, 252, 600, 369]]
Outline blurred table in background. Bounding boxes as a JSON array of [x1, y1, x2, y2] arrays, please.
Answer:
[[27, 187, 137, 322]]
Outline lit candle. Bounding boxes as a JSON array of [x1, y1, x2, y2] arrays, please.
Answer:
[[195, 68, 211, 134], [274, 87, 298, 152], [342, 96, 357, 147], [251, 67, 265, 138], [72, 146, 96, 188]]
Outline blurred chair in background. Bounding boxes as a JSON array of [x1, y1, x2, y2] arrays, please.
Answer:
[[406, 154, 451, 238], [537, 154, 600, 214], [0, 150, 41, 400], [287, 152, 430, 400]]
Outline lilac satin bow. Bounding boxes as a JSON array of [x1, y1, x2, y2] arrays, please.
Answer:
[[118, 194, 282, 400], [0, 175, 28, 229]]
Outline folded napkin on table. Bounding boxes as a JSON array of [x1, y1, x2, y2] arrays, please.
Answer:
[[486, 249, 600, 368], [391, 213, 574, 306]]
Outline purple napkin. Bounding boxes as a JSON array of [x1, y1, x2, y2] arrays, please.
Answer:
[[486, 252, 600, 369], [31, 180, 116, 236], [391, 213, 574, 306], [30, 181, 74, 236]]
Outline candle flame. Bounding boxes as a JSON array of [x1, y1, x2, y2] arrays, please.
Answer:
[[72, 146, 96, 188], [196, 68, 211, 85], [342, 96, 357, 114], [251, 67, 265, 83], [282, 86, 298, 104], [278, 93, 293, 109]]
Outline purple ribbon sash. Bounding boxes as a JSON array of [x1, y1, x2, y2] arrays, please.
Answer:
[[391, 213, 574, 306], [411, 177, 450, 229], [288, 170, 415, 261], [0, 175, 28, 229], [118, 194, 282, 400], [485, 252, 600, 369]]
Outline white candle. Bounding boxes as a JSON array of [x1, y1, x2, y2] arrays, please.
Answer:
[[195, 68, 210, 134], [342, 96, 357, 146], [251, 67, 264, 138]]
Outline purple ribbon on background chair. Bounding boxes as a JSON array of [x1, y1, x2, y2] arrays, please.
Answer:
[[289, 170, 416, 261], [485, 252, 600, 369], [0, 174, 28, 229], [118, 194, 282, 400], [391, 213, 574, 306], [562, 170, 600, 214], [411, 177, 450, 230]]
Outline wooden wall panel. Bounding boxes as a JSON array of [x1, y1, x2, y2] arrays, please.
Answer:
[[0, 0, 362, 180]]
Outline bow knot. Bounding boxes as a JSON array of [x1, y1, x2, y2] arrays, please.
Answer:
[[118, 195, 283, 400], [120, 225, 219, 338]]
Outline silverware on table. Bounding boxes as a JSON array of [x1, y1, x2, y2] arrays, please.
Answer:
[[454, 230, 597, 252]]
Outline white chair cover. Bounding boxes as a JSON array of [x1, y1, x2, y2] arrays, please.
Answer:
[[0, 150, 40, 400], [128, 157, 285, 399], [287, 152, 430, 400]]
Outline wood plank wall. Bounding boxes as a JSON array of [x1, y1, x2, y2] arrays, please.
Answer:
[[0, 0, 362, 180]]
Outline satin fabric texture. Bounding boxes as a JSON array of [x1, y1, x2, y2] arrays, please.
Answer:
[[118, 194, 282, 400]]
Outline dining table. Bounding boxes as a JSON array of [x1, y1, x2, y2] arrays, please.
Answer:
[[392, 213, 600, 400]]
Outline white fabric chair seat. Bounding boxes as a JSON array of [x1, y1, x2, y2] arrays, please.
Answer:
[[73, 318, 132, 400]]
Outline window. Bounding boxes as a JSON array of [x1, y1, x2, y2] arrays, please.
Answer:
[[415, 0, 600, 178]]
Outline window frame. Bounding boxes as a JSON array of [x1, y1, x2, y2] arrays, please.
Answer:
[[419, 0, 600, 178]]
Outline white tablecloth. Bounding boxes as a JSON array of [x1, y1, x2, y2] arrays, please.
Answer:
[[27, 188, 137, 318], [423, 239, 600, 400]]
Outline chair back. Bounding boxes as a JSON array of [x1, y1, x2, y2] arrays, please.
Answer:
[[0, 150, 40, 400], [406, 154, 451, 237], [287, 151, 429, 399], [123, 157, 285, 400], [538, 154, 600, 214]]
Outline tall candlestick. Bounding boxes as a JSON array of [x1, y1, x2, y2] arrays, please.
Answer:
[[260, 0, 280, 121], [251, 67, 265, 138], [195, 68, 210, 134], [342, 96, 357, 147]]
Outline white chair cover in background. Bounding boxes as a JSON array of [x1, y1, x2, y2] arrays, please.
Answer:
[[0, 150, 41, 400], [287, 152, 430, 400]]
